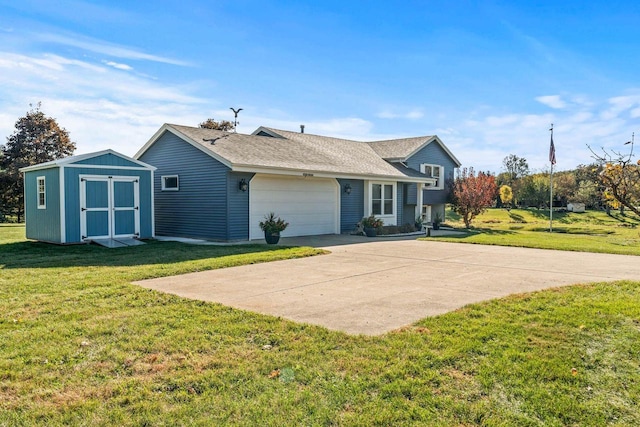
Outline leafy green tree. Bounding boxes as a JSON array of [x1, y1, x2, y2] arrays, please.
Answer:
[[552, 171, 577, 207], [450, 167, 497, 228], [519, 174, 550, 208], [0, 104, 76, 222], [572, 180, 600, 208], [199, 118, 235, 131]]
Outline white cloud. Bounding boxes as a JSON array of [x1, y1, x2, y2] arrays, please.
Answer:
[[33, 32, 191, 66], [0, 51, 206, 156], [103, 60, 133, 71], [535, 95, 566, 109], [377, 108, 424, 120]]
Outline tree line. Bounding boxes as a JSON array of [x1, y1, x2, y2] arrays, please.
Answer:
[[449, 151, 640, 228]]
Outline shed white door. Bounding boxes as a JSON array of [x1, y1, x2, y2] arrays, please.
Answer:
[[80, 175, 140, 240], [249, 175, 339, 240]]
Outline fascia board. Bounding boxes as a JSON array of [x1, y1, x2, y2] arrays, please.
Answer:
[[232, 164, 437, 183]]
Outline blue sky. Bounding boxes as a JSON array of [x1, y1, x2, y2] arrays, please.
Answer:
[[1, 0, 639, 172]]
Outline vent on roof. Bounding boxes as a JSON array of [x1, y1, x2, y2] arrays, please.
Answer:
[[300, 124, 305, 134]]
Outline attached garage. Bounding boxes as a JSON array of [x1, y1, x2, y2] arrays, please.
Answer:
[[249, 174, 339, 240]]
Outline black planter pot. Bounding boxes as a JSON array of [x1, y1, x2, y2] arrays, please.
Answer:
[[264, 231, 281, 244], [364, 227, 377, 237], [432, 222, 440, 230]]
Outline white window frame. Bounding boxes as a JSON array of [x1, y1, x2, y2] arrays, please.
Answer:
[[420, 164, 444, 190], [37, 176, 46, 209], [161, 175, 179, 191]]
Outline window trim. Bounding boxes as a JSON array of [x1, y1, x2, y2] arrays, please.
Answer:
[[161, 175, 179, 191], [370, 182, 395, 217], [420, 164, 444, 190], [37, 176, 46, 209]]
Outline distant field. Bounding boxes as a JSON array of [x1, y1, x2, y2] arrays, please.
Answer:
[[428, 208, 640, 255], [1, 225, 639, 425]]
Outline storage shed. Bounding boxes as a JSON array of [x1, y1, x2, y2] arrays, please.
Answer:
[[20, 150, 155, 245]]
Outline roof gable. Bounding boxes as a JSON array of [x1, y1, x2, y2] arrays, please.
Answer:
[[20, 149, 155, 172], [367, 136, 462, 167]]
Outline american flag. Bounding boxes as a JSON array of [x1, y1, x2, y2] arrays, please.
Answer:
[[549, 134, 556, 165]]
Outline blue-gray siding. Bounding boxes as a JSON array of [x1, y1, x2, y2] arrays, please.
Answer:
[[399, 182, 418, 226], [63, 167, 153, 243], [405, 141, 458, 205], [24, 168, 62, 243], [226, 172, 254, 240], [337, 179, 364, 233], [138, 131, 236, 240]]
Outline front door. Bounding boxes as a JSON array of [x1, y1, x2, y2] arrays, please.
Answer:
[[80, 176, 140, 240]]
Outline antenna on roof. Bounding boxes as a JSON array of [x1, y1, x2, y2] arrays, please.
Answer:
[[230, 107, 243, 133]]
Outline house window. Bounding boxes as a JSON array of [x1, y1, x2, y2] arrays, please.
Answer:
[[371, 183, 393, 216], [161, 175, 179, 191], [37, 176, 46, 209], [421, 164, 444, 189]]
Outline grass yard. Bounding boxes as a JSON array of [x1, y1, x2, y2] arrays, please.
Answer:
[[429, 208, 640, 255], [1, 224, 640, 425]]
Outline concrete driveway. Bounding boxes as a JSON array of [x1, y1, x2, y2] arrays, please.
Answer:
[[134, 239, 640, 335]]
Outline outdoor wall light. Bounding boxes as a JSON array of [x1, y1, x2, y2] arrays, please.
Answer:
[[344, 183, 352, 195], [239, 178, 248, 192]]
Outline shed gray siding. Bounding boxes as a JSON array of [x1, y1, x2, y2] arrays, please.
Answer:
[[62, 166, 153, 243], [226, 172, 254, 240], [24, 168, 61, 243], [74, 153, 142, 168], [138, 131, 231, 240], [405, 141, 458, 205], [337, 179, 364, 233]]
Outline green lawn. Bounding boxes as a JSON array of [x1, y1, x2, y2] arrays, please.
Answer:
[[2, 225, 640, 425], [428, 208, 640, 255]]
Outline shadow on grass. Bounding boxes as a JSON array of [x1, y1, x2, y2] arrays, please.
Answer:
[[0, 239, 294, 269], [529, 227, 613, 235], [429, 227, 517, 240], [508, 212, 526, 223]]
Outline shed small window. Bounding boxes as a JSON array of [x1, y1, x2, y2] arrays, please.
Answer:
[[161, 175, 179, 191], [37, 176, 46, 209]]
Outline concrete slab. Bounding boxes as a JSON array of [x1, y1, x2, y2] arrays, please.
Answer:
[[134, 240, 640, 335]]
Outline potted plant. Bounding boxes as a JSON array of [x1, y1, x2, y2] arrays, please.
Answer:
[[415, 215, 423, 231], [432, 213, 442, 230], [361, 215, 383, 237], [259, 212, 289, 244]]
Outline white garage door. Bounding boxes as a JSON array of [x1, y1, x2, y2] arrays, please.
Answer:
[[249, 174, 339, 240]]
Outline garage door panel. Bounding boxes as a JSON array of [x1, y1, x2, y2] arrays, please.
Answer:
[[250, 175, 339, 239]]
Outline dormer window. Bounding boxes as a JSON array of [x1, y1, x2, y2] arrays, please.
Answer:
[[421, 164, 444, 189]]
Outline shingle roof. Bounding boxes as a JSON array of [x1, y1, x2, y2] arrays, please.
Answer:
[[366, 136, 435, 160], [150, 124, 436, 181], [265, 127, 461, 166], [136, 124, 462, 181]]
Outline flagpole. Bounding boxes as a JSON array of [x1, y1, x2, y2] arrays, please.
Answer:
[[549, 124, 554, 233]]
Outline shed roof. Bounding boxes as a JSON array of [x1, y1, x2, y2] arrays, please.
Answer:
[[19, 149, 156, 172]]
